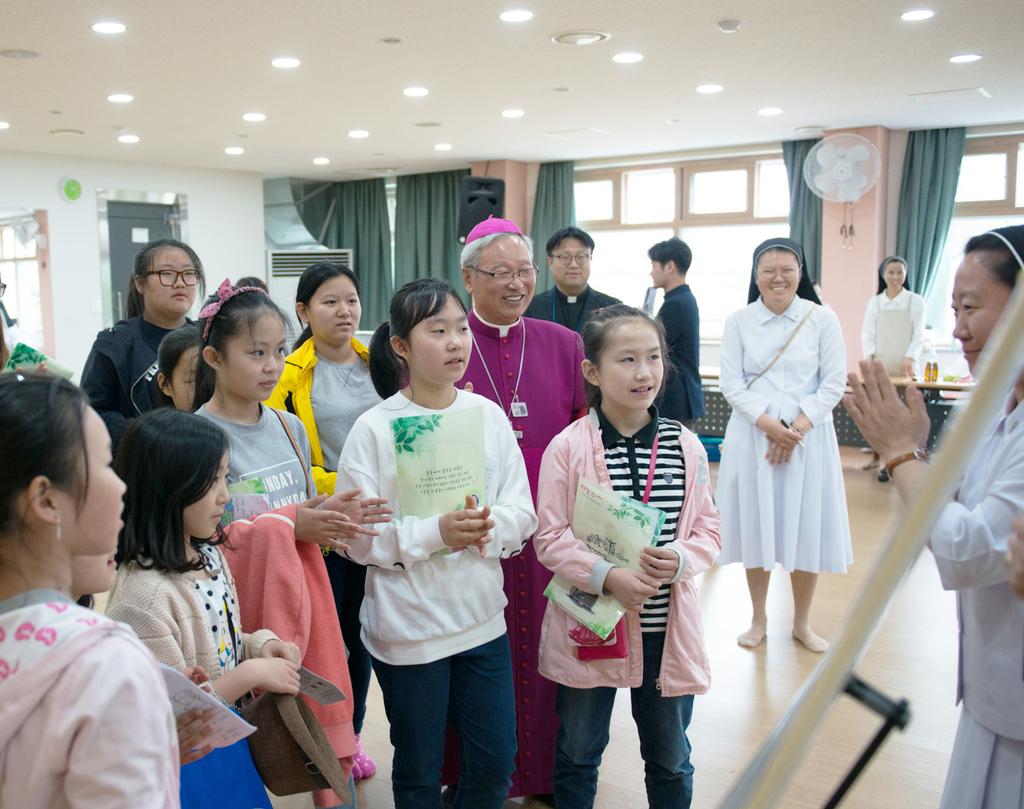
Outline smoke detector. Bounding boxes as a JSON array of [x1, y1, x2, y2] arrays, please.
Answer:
[[717, 19, 741, 33], [550, 30, 610, 46]]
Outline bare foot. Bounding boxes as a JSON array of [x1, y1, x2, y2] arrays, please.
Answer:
[[792, 625, 829, 653], [737, 622, 767, 648], [860, 459, 880, 471]]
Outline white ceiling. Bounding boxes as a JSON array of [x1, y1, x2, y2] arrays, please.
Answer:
[[1, 0, 1021, 180]]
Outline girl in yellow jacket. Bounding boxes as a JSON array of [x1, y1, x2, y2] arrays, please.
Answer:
[[265, 262, 381, 780]]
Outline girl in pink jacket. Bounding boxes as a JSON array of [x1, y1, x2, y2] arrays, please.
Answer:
[[534, 305, 721, 809]]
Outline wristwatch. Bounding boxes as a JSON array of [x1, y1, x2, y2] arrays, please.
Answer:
[[884, 448, 929, 478]]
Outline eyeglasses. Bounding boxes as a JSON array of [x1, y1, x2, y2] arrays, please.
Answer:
[[473, 265, 538, 284], [551, 252, 592, 267], [757, 267, 798, 279], [147, 269, 201, 287]]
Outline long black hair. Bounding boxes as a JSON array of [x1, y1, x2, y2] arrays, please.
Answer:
[[125, 239, 205, 320], [155, 324, 200, 407], [293, 262, 361, 351], [0, 374, 90, 535], [747, 237, 822, 305], [115, 409, 230, 573], [877, 256, 909, 294], [581, 304, 670, 409], [965, 226, 1024, 289], [192, 286, 291, 410], [368, 279, 467, 399]]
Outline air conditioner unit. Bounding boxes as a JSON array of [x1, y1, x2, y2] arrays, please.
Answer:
[[266, 249, 354, 335]]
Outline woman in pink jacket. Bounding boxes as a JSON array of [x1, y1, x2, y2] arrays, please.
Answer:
[[534, 305, 721, 809], [0, 373, 179, 809]]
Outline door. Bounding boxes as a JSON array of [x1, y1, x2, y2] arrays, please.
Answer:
[[107, 201, 176, 322]]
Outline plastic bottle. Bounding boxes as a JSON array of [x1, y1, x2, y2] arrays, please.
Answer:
[[922, 341, 939, 383]]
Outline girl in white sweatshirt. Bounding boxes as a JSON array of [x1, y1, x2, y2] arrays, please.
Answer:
[[336, 279, 536, 809]]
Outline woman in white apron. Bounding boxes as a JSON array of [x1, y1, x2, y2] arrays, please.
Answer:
[[717, 237, 853, 654], [860, 256, 925, 477]]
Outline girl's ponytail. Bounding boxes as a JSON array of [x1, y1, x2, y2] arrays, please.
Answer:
[[368, 321, 404, 399]]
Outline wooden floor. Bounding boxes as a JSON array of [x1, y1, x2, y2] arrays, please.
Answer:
[[275, 446, 959, 809]]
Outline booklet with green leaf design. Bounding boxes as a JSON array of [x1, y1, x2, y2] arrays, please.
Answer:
[[544, 478, 666, 639], [2, 342, 74, 380], [391, 406, 486, 518]]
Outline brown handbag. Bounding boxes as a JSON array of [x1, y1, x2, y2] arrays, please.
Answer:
[[240, 692, 350, 802]]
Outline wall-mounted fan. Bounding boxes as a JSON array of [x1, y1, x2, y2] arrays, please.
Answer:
[[803, 134, 882, 249]]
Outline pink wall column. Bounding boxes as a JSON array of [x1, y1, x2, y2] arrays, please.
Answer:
[[819, 126, 891, 372], [469, 160, 529, 230]]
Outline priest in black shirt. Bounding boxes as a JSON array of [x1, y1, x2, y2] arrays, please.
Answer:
[[525, 226, 621, 333]]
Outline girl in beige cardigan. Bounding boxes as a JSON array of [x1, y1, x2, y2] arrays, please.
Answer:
[[106, 409, 302, 809]]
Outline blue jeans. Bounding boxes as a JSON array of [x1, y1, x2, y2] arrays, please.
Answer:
[[325, 553, 372, 734], [554, 632, 695, 809], [371, 633, 517, 809]]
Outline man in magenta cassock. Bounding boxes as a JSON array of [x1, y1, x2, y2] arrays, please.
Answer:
[[442, 216, 586, 802]]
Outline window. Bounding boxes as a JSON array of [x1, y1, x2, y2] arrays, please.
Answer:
[[574, 179, 615, 222], [0, 220, 45, 352], [689, 169, 747, 215], [574, 153, 791, 339], [926, 135, 1024, 343], [623, 169, 676, 224], [955, 153, 1008, 202]]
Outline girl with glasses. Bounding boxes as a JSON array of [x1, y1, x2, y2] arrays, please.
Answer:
[[81, 238, 206, 449]]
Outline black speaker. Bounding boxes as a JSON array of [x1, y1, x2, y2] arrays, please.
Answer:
[[457, 176, 506, 243]]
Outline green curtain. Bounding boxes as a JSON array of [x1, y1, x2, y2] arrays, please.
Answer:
[[393, 169, 469, 296], [896, 127, 967, 298], [530, 161, 577, 293], [782, 139, 823, 284], [291, 178, 393, 328]]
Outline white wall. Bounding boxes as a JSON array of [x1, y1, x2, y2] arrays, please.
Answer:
[[0, 150, 265, 375]]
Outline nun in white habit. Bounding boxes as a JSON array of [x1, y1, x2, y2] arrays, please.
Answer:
[[717, 237, 852, 654], [846, 225, 1024, 809]]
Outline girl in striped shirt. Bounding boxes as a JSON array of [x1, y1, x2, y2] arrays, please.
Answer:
[[534, 305, 721, 809]]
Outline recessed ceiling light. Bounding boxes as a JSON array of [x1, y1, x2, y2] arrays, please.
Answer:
[[696, 84, 724, 94], [758, 107, 783, 116], [612, 52, 643, 64], [434, 143, 453, 151], [0, 49, 40, 59], [107, 93, 133, 104], [313, 157, 330, 165], [271, 57, 301, 69], [225, 146, 245, 155], [348, 129, 370, 139], [550, 30, 610, 46], [118, 134, 140, 144], [0, 121, 10, 130], [499, 9, 534, 23], [949, 53, 982, 63], [242, 112, 266, 122], [403, 86, 429, 97], [92, 21, 126, 34], [901, 9, 935, 21], [502, 108, 525, 118], [717, 19, 742, 33]]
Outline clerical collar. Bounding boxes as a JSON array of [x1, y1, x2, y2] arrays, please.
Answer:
[[471, 309, 522, 339], [556, 286, 589, 306], [597, 406, 660, 449]]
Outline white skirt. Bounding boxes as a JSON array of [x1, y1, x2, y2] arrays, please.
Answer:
[[716, 415, 853, 573], [940, 708, 1024, 809]]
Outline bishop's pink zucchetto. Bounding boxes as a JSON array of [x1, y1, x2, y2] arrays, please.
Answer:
[[464, 215, 524, 245]]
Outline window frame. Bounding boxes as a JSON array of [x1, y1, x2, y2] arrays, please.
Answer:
[[953, 135, 1023, 216], [575, 154, 789, 232]]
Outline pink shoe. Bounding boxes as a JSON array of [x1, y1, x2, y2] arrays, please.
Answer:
[[352, 734, 376, 782]]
